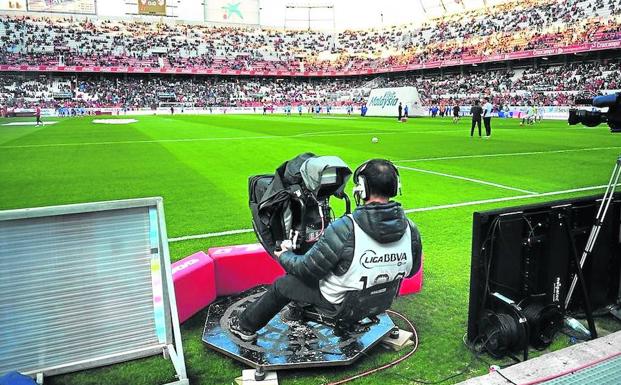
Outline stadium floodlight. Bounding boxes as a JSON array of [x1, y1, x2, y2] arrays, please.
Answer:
[[284, 2, 335, 33], [0, 198, 188, 385]]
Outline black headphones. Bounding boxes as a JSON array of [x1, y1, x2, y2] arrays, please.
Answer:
[[352, 159, 401, 205]]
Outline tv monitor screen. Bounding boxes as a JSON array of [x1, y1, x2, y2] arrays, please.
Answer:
[[467, 194, 621, 343]]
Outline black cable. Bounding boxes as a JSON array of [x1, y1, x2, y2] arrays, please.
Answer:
[[386, 334, 493, 385], [494, 368, 519, 385], [521, 214, 537, 245], [488, 279, 520, 293], [483, 214, 537, 310], [522, 302, 544, 346], [522, 302, 563, 350], [464, 332, 520, 373], [497, 311, 528, 360], [517, 293, 546, 308], [506, 353, 522, 365], [509, 305, 529, 362], [388, 362, 475, 385], [477, 214, 548, 362], [324, 310, 419, 385], [480, 217, 502, 313]]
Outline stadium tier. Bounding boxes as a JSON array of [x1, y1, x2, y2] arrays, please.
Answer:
[[0, 0, 620, 75], [1, 0, 620, 112], [1, 60, 619, 109]]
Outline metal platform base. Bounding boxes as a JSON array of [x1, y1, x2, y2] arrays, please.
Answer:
[[202, 286, 395, 371]]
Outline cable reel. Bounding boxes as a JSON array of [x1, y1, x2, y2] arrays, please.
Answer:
[[478, 309, 528, 359], [522, 301, 563, 350]]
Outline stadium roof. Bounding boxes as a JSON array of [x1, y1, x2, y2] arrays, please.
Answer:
[[262, 0, 511, 30], [418, 0, 508, 18]]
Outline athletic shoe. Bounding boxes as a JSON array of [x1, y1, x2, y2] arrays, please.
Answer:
[[229, 316, 257, 342]]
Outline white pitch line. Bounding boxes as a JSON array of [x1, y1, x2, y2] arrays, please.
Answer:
[[168, 183, 614, 243], [397, 165, 538, 195], [393, 146, 621, 163], [168, 228, 254, 242], [404, 184, 614, 213], [0, 128, 478, 150], [0, 130, 399, 149], [2, 121, 58, 126]]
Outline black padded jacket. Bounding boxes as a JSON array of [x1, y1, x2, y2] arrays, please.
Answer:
[[278, 201, 422, 282]]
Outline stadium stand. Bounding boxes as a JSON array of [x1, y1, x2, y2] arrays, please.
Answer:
[[1, 60, 619, 109], [1, 0, 620, 73], [0, 0, 619, 111]]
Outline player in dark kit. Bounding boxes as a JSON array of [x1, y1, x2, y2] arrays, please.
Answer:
[[470, 100, 482, 137], [452, 104, 460, 123], [398, 102, 403, 121]]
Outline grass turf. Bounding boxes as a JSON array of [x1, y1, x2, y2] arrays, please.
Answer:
[[1, 114, 620, 385]]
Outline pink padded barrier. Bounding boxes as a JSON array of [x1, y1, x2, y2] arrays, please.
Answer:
[[399, 253, 424, 296], [172, 246, 422, 323], [171, 251, 216, 323], [208, 243, 286, 296], [208, 243, 423, 297]]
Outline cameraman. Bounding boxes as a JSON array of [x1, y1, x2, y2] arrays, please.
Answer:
[[230, 159, 423, 341]]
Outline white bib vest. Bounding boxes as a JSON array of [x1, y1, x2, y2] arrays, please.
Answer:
[[319, 215, 413, 304]]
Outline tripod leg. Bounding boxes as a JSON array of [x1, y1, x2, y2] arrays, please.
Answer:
[[562, 214, 597, 339], [564, 156, 621, 310]]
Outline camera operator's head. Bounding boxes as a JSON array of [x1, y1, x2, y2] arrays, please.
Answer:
[[353, 159, 401, 206]]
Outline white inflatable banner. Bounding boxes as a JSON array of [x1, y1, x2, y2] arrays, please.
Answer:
[[367, 87, 426, 117]]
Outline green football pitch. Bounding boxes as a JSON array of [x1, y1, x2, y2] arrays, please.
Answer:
[[1, 114, 620, 385]]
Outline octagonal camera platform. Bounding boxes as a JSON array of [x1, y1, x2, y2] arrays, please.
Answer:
[[202, 286, 395, 375]]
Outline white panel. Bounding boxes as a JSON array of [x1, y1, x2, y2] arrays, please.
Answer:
[[205, 0, 260, 25], [27, 0, 96, 14], [0, 0, 26, 11], [0, 204, 166, 376], [366, 87, 426, 117]]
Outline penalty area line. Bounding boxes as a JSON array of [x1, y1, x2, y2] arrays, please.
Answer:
[[393, 146, 621, 163], [397, 165, 538, 195], [404, 184, 614, 213], [168, 184, 613, 243]]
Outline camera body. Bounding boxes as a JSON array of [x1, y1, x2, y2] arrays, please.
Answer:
[[568, 93, 621, 132], [249, 154, 352, 258]]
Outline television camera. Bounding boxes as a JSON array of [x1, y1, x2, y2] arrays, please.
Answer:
[[568, 92, 621, 132], [203, 154, 408, 380]]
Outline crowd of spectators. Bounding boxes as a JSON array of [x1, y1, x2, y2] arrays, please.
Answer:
[[1, 0, 620, 72], [1, 60, 618, 110], [383, 60, 620, 106]]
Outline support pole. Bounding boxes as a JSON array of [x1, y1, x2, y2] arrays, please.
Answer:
[[564, 155, 621, 310]]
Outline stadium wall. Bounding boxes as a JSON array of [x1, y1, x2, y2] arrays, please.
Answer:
[[0, 44, 618, 77], [12, 106, 578, 120]]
